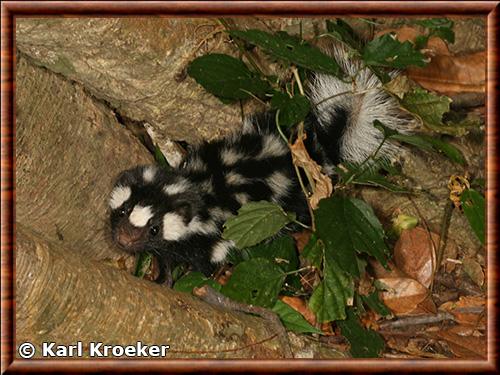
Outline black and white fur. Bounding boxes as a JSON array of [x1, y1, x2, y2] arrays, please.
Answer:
[[109, 46, 414, 284]]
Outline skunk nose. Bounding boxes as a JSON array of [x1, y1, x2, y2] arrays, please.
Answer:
[[116, 224, 145, 248]]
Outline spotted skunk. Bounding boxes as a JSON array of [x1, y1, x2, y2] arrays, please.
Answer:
[[109, 47, 414, 285]]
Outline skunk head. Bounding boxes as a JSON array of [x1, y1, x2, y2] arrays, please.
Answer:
[[109, 165, 204, 253]]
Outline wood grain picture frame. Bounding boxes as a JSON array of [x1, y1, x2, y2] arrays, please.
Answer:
[[1, 1, 498, 373]]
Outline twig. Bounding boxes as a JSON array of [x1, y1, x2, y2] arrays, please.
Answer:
[[193, 285, 294, 358], [431, 202, 454, 292], [378, 312, 455, 329], [275, 111, 316, 231], [292, 67, 305, 96]]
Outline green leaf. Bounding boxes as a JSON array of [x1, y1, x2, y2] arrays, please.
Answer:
[[134, 252, 153, 278], [337, 308, 385, 358], [461, 189, 485, 245], [221, 258, 285, 308], [337, 162, 409, 193], [325, 19, 364, 51], [374, 120, 466, 164], [361, 291, 392, 317], [353, 173, 409, 193], [272, 300, 322, 334], [401, 87, 468, 136], [415, 18, 455, 43], [271, 92, 311, 127], [392, 214, 419, 236], [222, 201, 295, 249], [419, 135, 466, 165], [308, 249, 354, 322], [230, 29, 341, 75], [187, 53, 271, 102], [154, 144, 170, 170], [244, 235, 298, 273], [315, 195, 389, 277], [362, 33, 427, 69], [173, 272, 221, 293], [302, 233, 323, 269]]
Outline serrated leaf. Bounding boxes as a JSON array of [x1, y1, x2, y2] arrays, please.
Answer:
[[401, 87, 468, 136], [363, 33, 427, 69], [308, 249, 354, 322], [230, 29, 341, 75], [272, 300, 322, 334], [361, 291, 392, 317], [173, 271, 221, 293], [187, 53, 271, 102], [134, 252, 153, 278], [244, 235, 298, 273], [337, 308, 385, 358], [461, 189, 485, 245], [271, 92, 310, 127], [222, 201, 295, 249], [325, 19, 364, 52], [315, 196, 389, 277], [221, 258, 285, 308]]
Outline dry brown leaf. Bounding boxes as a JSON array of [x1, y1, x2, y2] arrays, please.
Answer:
[[434, 330, 486, 359], [408, 52, 485, 95], [378, 277, 430, 315], [462, 257, 485, 287], [280, 295, 317, 327], [439, 295, 485, 326], [378, 26, 485, 95], [370, 260, 407, 279], [394, 227, 437, 288], [289, 133, 333, 209]]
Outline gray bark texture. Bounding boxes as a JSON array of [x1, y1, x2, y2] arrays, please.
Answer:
[[16, 56, 151, 263], [15, 224, 288, 359], [15, 18, 243, 145]]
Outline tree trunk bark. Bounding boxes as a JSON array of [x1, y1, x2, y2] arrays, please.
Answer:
[[16, 223, 288, 359]]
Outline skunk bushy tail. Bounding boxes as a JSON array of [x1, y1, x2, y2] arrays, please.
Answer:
[[304, 45, 416, 174]]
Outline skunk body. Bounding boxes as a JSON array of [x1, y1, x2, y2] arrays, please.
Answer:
[[109, 47, 414, 283]]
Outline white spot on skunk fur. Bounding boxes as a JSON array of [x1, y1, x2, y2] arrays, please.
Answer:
[[211, 240, 235, 263], [267, 171, 291, 199], [225, 171, 249, 185], [129, 205, 154, 227], [186, 157, 206, 172], [256, 134, 288, 160], [109, 185, 131, 209], [209, 207, 233, 222], [163, 179, 191, 195], [234, 193, 250, 205], [162, 213, 218, 241], [142, 166, 157, 183], [162, 212, 187, 241], [221, 148, 245, 166]]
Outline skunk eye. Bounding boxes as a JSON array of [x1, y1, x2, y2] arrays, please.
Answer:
[[150, 225, 160, 236], [118, 208, 127, 217]]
